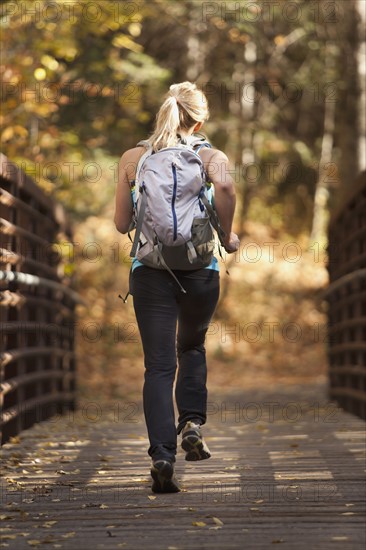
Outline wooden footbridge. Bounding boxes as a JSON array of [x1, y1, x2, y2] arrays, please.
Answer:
[[1, 159, 365, 549], [1, 384, 365, 549]]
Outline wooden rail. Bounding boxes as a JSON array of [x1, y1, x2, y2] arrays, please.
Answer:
[[0, 154, 79, 444], [326, 170, 366, 419]]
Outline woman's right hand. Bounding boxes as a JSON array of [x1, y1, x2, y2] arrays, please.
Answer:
[[223, 232, 240, 253]]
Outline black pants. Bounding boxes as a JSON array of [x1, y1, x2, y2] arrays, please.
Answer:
[[131, 265, 220, 462]]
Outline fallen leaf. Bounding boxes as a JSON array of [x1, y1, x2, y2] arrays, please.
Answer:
[[42, 521, 57, 528], [100, 504, 109, 509], [61, 532, 76, 539], [97, 454, 111, 462], [5, 479, 17, 485], [192, 521, 206, 527], [212, 517, 224, 526], [27, 541, 41, 547], [147, 496, 156, 500], [341, 512, 355, 516]]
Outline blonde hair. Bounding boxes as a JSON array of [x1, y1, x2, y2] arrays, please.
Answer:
[[147, 82, 209, 152]]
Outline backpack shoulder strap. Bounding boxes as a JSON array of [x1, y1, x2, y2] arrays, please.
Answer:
[[187, 134, 212, 154], [135, 141, 153, 190], [136, 139, 150, 148], [195, 142, 212, 154], [129, 141, 154, 257]]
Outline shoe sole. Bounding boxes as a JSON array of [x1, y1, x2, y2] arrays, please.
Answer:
[[150, 460, 181, 493], [181, 434, 211, 461]]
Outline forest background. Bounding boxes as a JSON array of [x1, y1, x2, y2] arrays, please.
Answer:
[[1, 0, 365, 400]]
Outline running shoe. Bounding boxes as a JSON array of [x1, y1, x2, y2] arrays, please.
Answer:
[[150, 459, 181, 493], [181, 421, 211, 461]]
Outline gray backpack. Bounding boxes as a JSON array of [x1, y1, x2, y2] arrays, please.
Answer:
[[129, 135, 225, 293]]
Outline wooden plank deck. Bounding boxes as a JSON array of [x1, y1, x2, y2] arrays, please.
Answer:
[[1, 383, 365, 549]]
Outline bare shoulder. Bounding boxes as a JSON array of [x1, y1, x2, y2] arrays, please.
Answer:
[[198, 147, 229, 164], [119, 146, 147, 182], [199, 147, 233, 187], [119, 146, 146, 166]]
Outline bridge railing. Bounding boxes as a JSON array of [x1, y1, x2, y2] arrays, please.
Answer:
[[0, 153, 79, 444], [326, 170, 366, 420]]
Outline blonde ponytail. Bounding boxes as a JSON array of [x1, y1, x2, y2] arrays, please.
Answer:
[[148, 82, 209, 152]]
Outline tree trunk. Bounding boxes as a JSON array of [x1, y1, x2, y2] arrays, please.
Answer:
[[335, 0, 360, 187], [310, 85, 336, 241], [357, 0, 366, 172], [237, 40, 257, 237], [310, 42, 337, 242]]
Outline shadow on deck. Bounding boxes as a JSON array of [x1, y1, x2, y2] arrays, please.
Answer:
[[1, 382, 365, 549]]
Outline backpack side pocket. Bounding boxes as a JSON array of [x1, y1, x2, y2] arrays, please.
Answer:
[[191, 216, 215, 264]]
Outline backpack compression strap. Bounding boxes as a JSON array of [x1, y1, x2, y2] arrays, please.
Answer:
[[199, 192, 230, 274], [130, 187, 148, 258], [156, 243, 187, 294], [199, 192, 226, 246], [129, 143, 154, 257]]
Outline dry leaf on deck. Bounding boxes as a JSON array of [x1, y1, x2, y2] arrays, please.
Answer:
[[61, 532, 76, 539]]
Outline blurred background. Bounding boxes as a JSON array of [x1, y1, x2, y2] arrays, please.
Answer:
[[1, 0, 365, 401]]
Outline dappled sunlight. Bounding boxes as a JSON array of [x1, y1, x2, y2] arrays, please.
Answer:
[[2, 0, 361, 401]]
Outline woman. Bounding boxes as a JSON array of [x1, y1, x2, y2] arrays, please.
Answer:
[[114, 82, 239, 493]]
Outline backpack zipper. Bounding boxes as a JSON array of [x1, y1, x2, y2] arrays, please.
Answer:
[[171, 164, 178, 241]]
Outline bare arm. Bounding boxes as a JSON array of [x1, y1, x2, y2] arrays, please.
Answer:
[[203, 149, 239, 252], [114, 149, 141, 234]]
